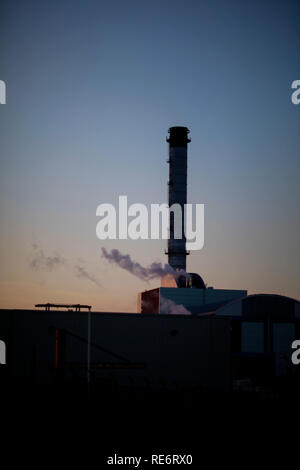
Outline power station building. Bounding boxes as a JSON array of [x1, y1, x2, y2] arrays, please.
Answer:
[[0, 293, 299, 393], [216, 293, 300, 382], [138, 126, 248, 316], [138, 286, 247, 315]]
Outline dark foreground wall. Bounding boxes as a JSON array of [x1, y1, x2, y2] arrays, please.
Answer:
[[0, 309, 231, 393]]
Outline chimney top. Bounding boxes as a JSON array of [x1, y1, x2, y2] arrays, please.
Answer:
[[167, 126, 191, 144]]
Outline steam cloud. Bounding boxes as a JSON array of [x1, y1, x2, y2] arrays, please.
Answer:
[[30, 244, 66, 271], [141, 297, 191, 315], [101, 248, 188, 282], [30, 244, 100, 287], [74, 264, 101, 287], [160, 297, 191, 315]]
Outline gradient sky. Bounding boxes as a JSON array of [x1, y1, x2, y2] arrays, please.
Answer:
[[0, 0, 299, 312]]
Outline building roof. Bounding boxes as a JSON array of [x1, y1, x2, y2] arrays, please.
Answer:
[[215, 293, 300, 320]]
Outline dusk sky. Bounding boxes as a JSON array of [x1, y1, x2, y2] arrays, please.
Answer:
[[0, 0, 299, 312]]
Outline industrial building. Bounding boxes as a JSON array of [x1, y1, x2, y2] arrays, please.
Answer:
[[0, 292, 299, 395], [216, 293, 300, 384], [138, 286, 247, 314], [138, 126, 248, 315], [0, 309, 231, 393]]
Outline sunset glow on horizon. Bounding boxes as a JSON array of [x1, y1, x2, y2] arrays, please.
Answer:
[[1, 0, 299, 312]]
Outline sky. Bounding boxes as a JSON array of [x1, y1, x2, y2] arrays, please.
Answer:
[[0, 0, 299, 312]]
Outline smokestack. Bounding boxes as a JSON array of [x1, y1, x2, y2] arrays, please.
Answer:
[[166, 126, 190, 272]]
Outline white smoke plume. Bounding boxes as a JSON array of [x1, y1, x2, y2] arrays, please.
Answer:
[[160, 297, 191, 315], [30, 244, 66, 271], [30, 245, 101, 287], [74, 264, 101, 287], [101, 248, 188, 282]]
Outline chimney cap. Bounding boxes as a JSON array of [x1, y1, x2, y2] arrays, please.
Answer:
[[167, 126, 190, 143], [168, 126, 190, 133]]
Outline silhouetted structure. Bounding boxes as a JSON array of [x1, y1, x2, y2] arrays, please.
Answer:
[[35, 303, 91, 312], [215, 293, 300, 385], [166, 126, 190, 271], [139, 127, 247, 313], [1, 293, 299, 396]]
